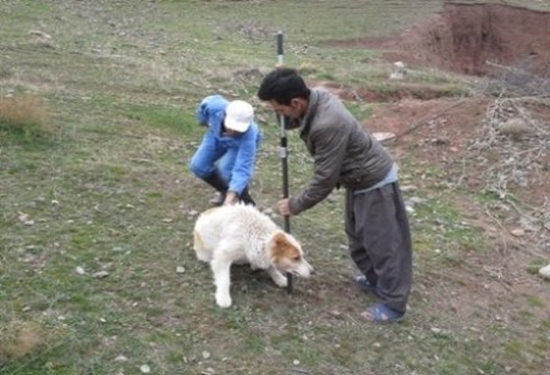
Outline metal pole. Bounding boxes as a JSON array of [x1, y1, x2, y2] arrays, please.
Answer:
[[277, 31, 293, 294]]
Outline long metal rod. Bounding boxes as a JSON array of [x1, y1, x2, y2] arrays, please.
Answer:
[[277, 31, 293, 294]]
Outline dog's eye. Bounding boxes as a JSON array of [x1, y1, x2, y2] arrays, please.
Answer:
[[293, 255, 301, 261]]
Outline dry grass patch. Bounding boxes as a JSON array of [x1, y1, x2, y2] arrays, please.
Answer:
[[0, 320, 45, 360], [0, 94, 50, 136]]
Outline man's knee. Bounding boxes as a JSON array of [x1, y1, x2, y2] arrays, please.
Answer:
[[189, 159, 212, 179]]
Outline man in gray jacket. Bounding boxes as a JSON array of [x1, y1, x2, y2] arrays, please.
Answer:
[[257, 68, 412, 323]]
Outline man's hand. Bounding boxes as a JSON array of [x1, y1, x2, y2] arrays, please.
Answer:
[[277, 198, 292, 216], [223, 191, 238, 206]]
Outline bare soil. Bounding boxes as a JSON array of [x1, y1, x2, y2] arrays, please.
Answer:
[[331, 2, 550, 77]]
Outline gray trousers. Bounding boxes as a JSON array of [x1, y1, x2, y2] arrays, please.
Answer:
[[345, 182, 412, 312]]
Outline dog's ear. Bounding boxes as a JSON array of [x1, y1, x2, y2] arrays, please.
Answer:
[[270, 232, 300, 261]]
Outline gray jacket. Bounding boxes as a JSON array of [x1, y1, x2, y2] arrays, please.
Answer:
[[289, 88, 394, 215]]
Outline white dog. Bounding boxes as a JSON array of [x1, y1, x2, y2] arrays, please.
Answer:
[[193, 204, 314, 308]]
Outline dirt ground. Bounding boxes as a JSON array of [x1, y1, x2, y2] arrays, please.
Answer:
[[324, 2, 550, 326], [330, 2, 550, 77]]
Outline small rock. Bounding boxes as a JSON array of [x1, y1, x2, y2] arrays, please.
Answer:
[[263, 208, 274, 215], [202, 351, 211, 359], [162, 218, 173, 223], [140, 364, 151, 373], [400, 185, 417, 193], [114, 355, 128, 362], [75, 266, 86, 275], [431, 327, 441, 334], [176, 266, 185, 274], [29, 30, 52, 39], [373, 342, 381, 348], [293, 359, 300, 365], [92, 270, 110, 279], [510, 228, 525, 237]]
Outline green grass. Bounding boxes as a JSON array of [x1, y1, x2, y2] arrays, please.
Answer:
[[1, 1, 549, 374]]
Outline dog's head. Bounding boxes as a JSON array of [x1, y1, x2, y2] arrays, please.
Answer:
[[268, 231, 314, 278]]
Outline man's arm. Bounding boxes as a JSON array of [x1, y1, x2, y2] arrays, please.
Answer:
[[227, 133, 259, 198]]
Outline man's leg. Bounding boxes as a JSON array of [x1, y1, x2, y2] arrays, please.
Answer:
[[345, 189, 377, 286], [353, 182, 412, 313], [190, 136, 228, 198]]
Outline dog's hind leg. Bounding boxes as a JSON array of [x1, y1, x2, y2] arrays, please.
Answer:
[[193, 230, 211, 262]]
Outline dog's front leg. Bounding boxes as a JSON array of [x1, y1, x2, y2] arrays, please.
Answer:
[[267, 266, 288, 288], [211, 253, 233, 308]]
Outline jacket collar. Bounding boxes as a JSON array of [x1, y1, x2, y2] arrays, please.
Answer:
[[300, 88, 320, 136]]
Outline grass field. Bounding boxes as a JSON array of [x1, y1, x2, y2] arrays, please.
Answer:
[[1, 1, 549, 375]]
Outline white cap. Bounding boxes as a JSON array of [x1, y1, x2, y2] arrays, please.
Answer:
[[225, 100, 254, 133]]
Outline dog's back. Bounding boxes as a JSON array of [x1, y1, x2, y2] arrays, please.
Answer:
[[193, 204, 277, 263]]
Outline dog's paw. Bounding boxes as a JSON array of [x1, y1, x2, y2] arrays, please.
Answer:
[[215, 293, 232, 308], [273, 275, 288, 288]]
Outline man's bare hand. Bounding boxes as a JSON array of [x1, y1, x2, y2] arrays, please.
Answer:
[[223, 192, 238, 206], [277, 198, 292, 216]]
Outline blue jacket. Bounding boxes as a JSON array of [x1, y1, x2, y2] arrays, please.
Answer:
[[195, 95, 262, 194]]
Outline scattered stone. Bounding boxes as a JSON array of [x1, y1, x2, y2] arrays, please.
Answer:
[[176, 266, 185, 274], [75, 266, 86, 275], [390, 61, 406, 80], [373, 342, 382, 348], [29, 30, 52, 39], [431, 327, 442, 334], [140, 364, 151, 373], [510, 228, 525, 237], [400, 185, 418, 193], [162, 218, 173, 223], [293, 359, 300, 366], [92, 270, 110, 279], [18, 212, 34, 225], [202, 351, 211, 359], [114, 355, 128, 362], [373, 132, 396, 144]]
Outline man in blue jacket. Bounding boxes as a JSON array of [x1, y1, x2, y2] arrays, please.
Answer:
[[190, 95, 261, 206]]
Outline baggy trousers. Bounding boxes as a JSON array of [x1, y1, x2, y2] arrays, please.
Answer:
[[345, 181, 413, 313]]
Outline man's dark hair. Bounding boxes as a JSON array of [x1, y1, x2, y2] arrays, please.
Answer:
[[257, 68, 310, 105]]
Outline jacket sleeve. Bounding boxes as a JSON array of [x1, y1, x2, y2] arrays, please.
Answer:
[[289, 124, 349, 215], [196, 97, 211, 125], [196, 95, 226, 127], [228, 131, 259, 194]]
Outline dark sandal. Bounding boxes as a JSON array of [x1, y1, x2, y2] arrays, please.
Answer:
[[361, 303, 405, 324]]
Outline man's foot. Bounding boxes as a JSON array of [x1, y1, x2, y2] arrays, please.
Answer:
[[361, 303, 405, 324]]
